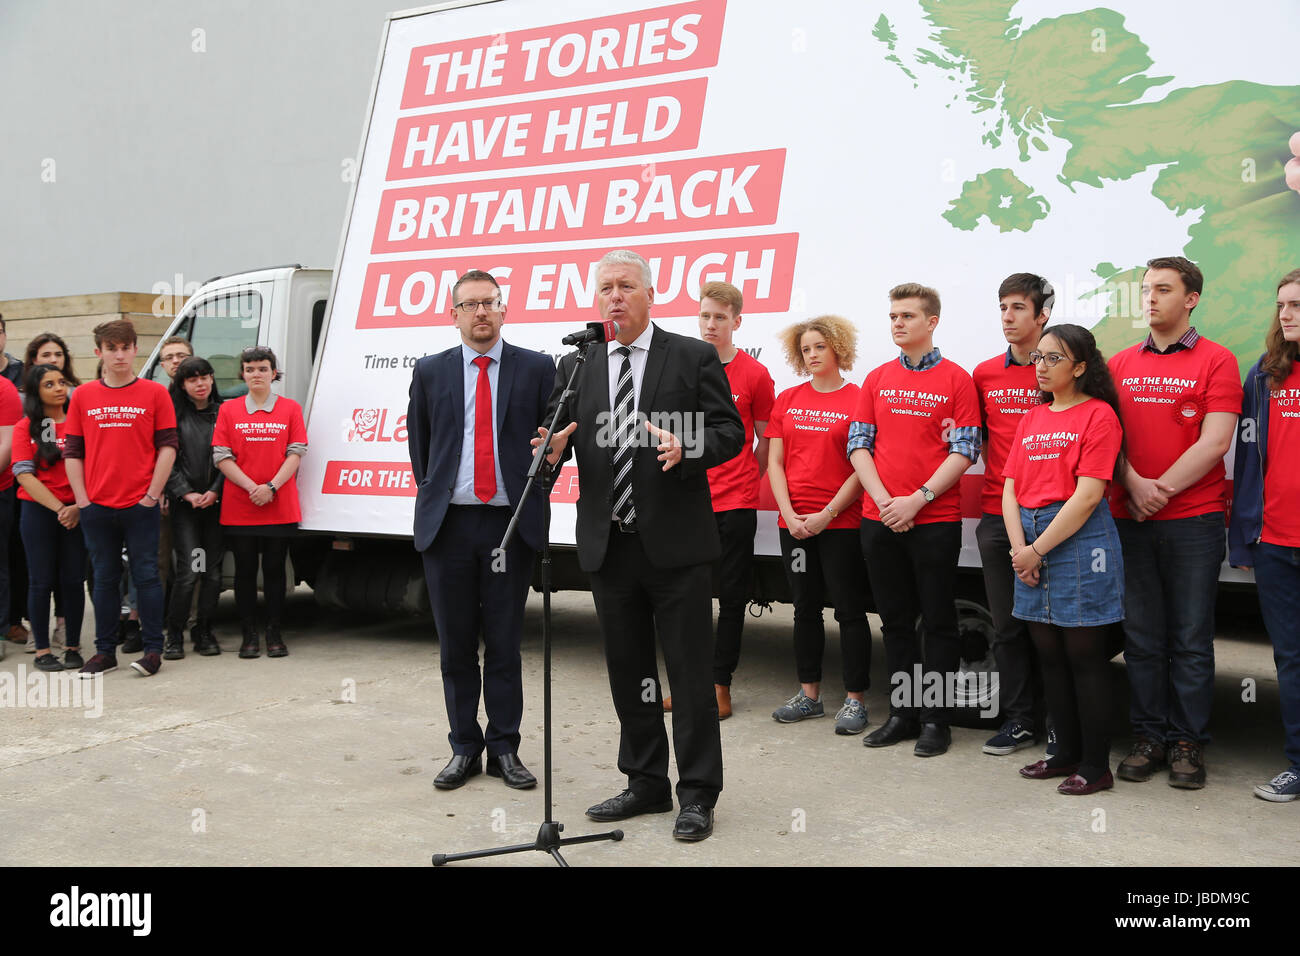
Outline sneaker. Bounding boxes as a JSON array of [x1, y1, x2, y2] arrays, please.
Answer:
[[63, 648, 85, 669], [771, 691, 824, 723], [983, 720, 1037, 756], [1045, 725, 1058, 758], [1254, 768, 1300, 802], [833, 698, 869, 735], [1117, 737, 1166, 782], [1168, 739, 1206, 789], [33, 653, 65, 672], [51, 620, 67, 649], [130, 653, 162, 677], [23, 630, 35, 653], [120, 620, 143, 654], [79, 653, 118, 678]]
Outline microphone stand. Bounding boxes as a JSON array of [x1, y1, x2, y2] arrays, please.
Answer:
[[432, 337, 623, 867]]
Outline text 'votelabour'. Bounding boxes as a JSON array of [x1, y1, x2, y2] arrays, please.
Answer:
[[356, 0, 801, 331]]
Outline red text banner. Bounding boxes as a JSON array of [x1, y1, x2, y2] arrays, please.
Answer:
[[321, 460, 417, 497], [372, 149, 785, 254], [386, 78, 707, 180], [399, 0, 726, 109], [356, 232, 799, 329]]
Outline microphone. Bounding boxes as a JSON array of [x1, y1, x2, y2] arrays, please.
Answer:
[[562, 320, 619, 346]]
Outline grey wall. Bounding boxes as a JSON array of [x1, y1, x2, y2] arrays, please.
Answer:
[[1, 0, 443, 300]]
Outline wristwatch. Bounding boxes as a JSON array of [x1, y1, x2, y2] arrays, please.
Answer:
[[266, 480, 277, 494], [918, 486, 935, 503]]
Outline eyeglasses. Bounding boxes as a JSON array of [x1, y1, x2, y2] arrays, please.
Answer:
[[453, 298, 501, 314], [1028, 351, 1073, 367]]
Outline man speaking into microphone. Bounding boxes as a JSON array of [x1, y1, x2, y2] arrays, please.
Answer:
[[536, 250, 743, 841], [407, 269, 555, 792]]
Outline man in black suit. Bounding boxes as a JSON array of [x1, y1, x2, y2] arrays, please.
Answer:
[[537, 250, 743, 841], [408, 269, 555, 791]]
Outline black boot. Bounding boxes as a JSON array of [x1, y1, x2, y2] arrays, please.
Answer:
[[163, 629, 186, 660], [194, 622, 221, 656], [265, 625, 288, 658], [238, 625, 261, 659]]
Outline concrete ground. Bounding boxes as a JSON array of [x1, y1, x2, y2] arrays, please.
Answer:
[[0, 587, 1293, 867]]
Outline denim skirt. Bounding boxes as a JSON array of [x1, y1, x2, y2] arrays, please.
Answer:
[[1013, 499, 1124, 627]]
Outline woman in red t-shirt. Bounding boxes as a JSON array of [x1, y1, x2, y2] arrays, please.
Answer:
[[1002, 324, 1124, 795], [12, 364, 86, 671], [766, 316, 871, 734], [214, 347, 307, 659]]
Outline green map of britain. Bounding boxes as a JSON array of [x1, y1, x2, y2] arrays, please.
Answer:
[[874, 1, 1300, 373]]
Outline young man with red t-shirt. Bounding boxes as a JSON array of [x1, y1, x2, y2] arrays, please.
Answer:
[[663, 281, 775, 720], [0, 374, 24, 649], [972, 274, 1052, 756], [1109, 256, 1240, 789], [65, 319, 178, 677], [849, 283, 981, 757]]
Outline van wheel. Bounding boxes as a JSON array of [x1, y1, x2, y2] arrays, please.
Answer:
[[914, 599, 1001, 728]]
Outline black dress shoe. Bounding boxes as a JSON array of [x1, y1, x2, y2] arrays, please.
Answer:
[[863, 715, 921, 748], [914, 722, 952, 757], [672, 804, 714, 842], [585, 789, 675, 821], [433, 754, 482, 790], [486, 753, 537, 789]]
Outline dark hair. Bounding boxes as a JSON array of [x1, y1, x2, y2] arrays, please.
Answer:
[[238, 345, 281, 381], [23, 332, 82, 387], [451, 269, 500, 304], [1146, 256, 1204, 298], [1261, 268, 1300, 389], [92, 318, 137, 349], [169, 355, 224, 416], [998, 273, 1056, 317], [1038, 323, 1125, 467], [22, 364, 67, 468], [0, 312, 6, 334]]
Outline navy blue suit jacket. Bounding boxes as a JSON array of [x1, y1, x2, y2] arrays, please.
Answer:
[[406, 340, 555, 553]]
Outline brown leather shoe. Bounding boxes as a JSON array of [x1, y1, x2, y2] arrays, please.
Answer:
[[1117, 738, 1166, 782], [715, 684, 732, 720], [663, 696, 673, 712], [6, 623, 29, 644], [1168, 740, 1206, 789]]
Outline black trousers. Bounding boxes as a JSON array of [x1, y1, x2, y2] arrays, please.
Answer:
[[168, 501, 224, 632], [778, 527, 871, 692], [589, 528, 723, 808], [1029, 623, 1111, 780], [228, 534, 288, 628], [975, 513, 1043, 728], [712, 508, 756, 686], [861, 519, 962, 724], [421, 504, 533, 758]]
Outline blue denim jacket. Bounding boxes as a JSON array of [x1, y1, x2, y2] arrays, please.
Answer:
[[1227, 356, 1268, 566]]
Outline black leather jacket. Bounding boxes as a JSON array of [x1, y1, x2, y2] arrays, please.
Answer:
[[165, 400, 224, 501]]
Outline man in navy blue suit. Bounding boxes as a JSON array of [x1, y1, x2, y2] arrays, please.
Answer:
[[407, 269, 555, 791]]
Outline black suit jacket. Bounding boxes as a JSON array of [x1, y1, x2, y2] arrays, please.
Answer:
[[407, 341, 555, 553], [549, 324, 743, 572]]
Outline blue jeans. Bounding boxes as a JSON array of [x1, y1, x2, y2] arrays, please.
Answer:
[[1250, 542, 1300, 768], [20, 501, 87, 651], [80, 503, 164, 655], [1117, 513, 1224, 745]]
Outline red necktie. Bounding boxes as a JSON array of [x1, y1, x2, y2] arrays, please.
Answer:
[[473, 355, 496, 503]]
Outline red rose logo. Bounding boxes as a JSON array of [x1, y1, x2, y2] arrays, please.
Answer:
[[350, 408, 380, 441]]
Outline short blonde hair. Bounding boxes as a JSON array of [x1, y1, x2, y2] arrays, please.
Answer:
[[780, 315, 857, 375], [890, 282, 941, 319]]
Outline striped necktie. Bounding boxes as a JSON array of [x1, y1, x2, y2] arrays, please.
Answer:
[[611, 346, 636, 524]]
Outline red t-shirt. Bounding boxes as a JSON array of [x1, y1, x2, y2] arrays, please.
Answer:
[[1108, 337, 1241, 520], [1002, 399, 1123, 509], [708, 349, 776, 512], [766, 381, 862, 530], [214, 397, 307, 526], [0, 378, 22, 492], [11, 417, 72, 504], [65, 378, 178, 509], [854, 358, 981, 524], [974, 353, 1041, 515], [1263, 364, 1300, 547]]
